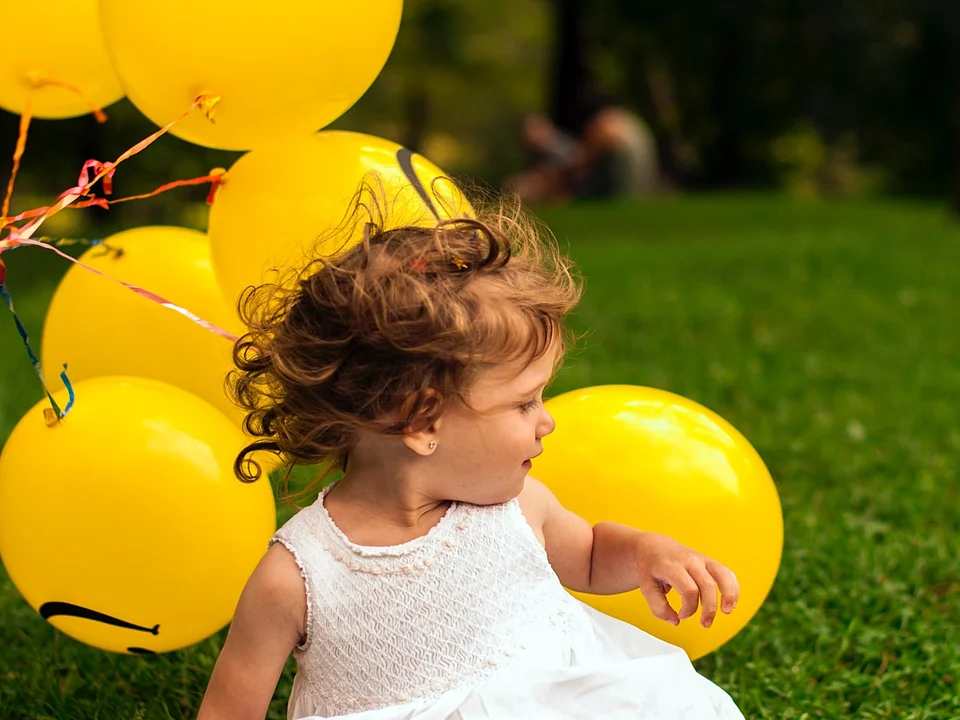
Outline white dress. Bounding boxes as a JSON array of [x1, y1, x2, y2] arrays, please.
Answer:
[[269, 485, 745, 720]]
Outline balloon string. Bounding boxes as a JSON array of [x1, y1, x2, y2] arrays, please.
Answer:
[[78, 167, 228, 208], [0, 259, 75, 425], [0, 93, 218, 244], [2, 168, 228, 224], [0, 96, 234, 342], [9, 237, 239, 342], [0, 73, 113, 230], [0, 95, 233, 422], [0, 169, 224, 224], [24, 70, 109, 123], [1, 97, 32, 225], [0, 236, 120, 255]]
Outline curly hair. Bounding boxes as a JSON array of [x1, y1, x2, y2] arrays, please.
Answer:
[[229, 188, 583, 490]]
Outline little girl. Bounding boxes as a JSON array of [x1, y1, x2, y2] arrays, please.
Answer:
[[197, 197, 746, 720]]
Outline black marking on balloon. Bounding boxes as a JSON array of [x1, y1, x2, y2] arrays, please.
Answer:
[[39, 601, 160, 635], [127, 647, 157, 655], [396, 148, 440, 220]]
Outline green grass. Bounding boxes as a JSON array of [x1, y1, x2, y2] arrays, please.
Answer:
[[2, 195, 960, 718]]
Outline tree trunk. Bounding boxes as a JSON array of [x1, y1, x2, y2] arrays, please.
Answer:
[[550, 0, 590, 133], [706, 25, 743, 187], [953, 11, 960, 214]]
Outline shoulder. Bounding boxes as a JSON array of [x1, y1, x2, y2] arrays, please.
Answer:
[[213, 541, 309, 659], [265, 504, 323, 629], [247, 542, 308, 619], [517, 476, 553, 515], [516, 477, 557, 546]]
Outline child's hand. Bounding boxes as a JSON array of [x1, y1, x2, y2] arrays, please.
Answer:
[[634, 532, 739, 628]]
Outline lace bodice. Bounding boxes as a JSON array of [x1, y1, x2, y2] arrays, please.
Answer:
[[270, 485, 584, 717]]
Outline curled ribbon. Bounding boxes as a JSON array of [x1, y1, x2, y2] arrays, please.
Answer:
[[0, 95, 235, 422]]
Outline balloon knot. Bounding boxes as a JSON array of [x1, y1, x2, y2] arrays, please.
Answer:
[[206, 167, 227, 205], [196, 95, 221, 124], [23, 69, 47, 89]]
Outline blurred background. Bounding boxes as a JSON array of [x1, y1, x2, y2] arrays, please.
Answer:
[[3, 0, 960, 217], [2, 1, 960, 718]]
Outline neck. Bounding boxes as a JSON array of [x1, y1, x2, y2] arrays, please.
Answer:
[[329, 457, 449, 531]]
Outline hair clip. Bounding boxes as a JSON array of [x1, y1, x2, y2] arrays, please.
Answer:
[[411, 257, 427, 271], [451, 256, 468, 271]]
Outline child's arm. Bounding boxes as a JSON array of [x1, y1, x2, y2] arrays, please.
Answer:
[[519, 477, 739, 628], [196, 544, 307, 720]]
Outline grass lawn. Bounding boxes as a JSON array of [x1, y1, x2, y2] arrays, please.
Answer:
[[1, 195, 959, 718]]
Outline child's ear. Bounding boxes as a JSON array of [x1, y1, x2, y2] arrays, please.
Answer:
[[402, 423, 440, 456], [398, 388, 443, 456]]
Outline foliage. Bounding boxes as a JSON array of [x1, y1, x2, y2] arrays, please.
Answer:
[[2, 0, 957, 204], [581, 0, 956, 194]]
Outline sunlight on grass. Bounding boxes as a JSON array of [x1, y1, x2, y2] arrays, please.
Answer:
[[2, 195, 959, 718]]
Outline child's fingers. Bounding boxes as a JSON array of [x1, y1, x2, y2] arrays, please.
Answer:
[[687, 564, 719, 628], [639, 577, 680, 626], [707, 561, 739, 613], [668, 570, 702, 621]]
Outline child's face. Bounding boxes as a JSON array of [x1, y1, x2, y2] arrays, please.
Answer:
[[430, 346, 558, 506]]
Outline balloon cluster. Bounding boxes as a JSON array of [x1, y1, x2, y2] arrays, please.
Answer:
[[0, 0, 472, 656], [0, 1, 782, 661]]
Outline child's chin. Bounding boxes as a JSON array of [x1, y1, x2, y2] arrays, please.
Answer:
[[463, 481, 523, 506]]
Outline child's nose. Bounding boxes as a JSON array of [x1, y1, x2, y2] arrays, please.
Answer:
[[537, 407, 556, 438]]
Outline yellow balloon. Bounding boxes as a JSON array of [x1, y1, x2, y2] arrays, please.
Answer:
[[42, 226, 244, 425], [98, 0, 403, 150], [0, 0, 123, 117], [208, 130, 472, 308], [0, 376, 276, 653], [535, 385, 783, 660]]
